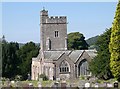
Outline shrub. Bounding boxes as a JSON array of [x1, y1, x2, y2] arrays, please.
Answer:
[[39, 74, 48, 81], [14, 75, 22, 81]]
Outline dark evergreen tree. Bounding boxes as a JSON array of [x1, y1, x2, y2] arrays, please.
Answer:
[[1, 36, 39, 80], [2, 41, 19, 79], [0, 38, 2, 77], [17, 41, 39, 80], [89, 28, 113, 79]]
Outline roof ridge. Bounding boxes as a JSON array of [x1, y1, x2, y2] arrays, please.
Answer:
[[57, 52, 65, 60], [67, 50, 73, 56], [75, 50, 85, 63]]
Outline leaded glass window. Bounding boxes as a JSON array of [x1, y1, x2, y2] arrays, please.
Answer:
[[59, 60, 70, 73]]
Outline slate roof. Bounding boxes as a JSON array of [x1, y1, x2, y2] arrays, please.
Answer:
[[85, 50, 97, 58], [32, 49, 97, 63], [69, 50, 84, 62], [44, 50, 71, 61]]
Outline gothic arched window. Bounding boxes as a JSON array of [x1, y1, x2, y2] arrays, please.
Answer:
[[78, 59, 90, 76], [59, 60, 70, 73]]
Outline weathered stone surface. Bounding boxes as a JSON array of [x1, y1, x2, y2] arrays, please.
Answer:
[[31, 9, 96, 80]]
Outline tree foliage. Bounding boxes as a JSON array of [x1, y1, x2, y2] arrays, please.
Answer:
[[109, 0, 120, 81], [67, 32, 88, 50], [39, 74, 49, 81], [17, 42, 39, 80], [2, 40, 19, 79], [0, 38, 2, 77], [89, 28, 113, 80], [2, 36, 39, 80]]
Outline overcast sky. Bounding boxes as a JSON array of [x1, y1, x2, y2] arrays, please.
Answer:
[[2, 2, 117, 43]]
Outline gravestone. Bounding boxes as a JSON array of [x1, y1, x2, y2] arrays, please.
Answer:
[[27, 74, 31, 80], [54, 82, 59, 87], [61, 82, 66, 89], [39, 78, 43, 81], [94, 83, 99, 88], [38, 82, 42, 89], [85, 82, 90, 88], [107, 83, 113, 87], [56, 78, 60, 81], [114, 81, 118, 88], [11, 81, 15, 84]]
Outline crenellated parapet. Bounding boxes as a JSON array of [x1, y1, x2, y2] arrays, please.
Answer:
[[40, 9, 67, 51], [45, 16, 67, 24], [40, 9, 67, 24]]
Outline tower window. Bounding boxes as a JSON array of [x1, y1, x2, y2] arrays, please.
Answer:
[[55, 31, 59, 37]]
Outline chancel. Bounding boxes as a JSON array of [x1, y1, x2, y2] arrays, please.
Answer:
[[31, 9, 97, 80]]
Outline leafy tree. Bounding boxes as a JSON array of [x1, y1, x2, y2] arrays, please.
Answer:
[[1, 36, 39, 80], [109, 0, 120, 81], [2, 41, 19, 79], [17, 41, 39, 80], [89, 28, 113, 80], [67, 32, 88, 50]]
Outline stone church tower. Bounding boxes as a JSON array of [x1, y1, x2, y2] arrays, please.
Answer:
[[31, 9, 96, 81], [40, 9, 67, 51]]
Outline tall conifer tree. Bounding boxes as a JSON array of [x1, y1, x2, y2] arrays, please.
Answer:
[[109, 0, 120, 81]]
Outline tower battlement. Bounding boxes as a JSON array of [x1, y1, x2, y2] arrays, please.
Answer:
[[46, 16, 67, 24], [40, 9, 67, 51], [40, 9, 67, 24], [40, 9, 48, 16]]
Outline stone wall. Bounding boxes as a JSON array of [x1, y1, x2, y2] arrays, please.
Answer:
[[32, 59, 55, 80], [46, 16, 66, 24], [43, 62, 54, 80], [40, 10, 67, 51], [31, 59, 40, 80]]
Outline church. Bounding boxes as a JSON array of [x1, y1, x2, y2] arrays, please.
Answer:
[[31, 9, 97, 80]]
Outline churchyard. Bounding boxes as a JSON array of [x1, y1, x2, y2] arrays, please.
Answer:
[[1, 1, 120, 89], [1, 77, 120, 88]]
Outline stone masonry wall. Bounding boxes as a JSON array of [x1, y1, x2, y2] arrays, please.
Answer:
[[40, 10, 67, 51]]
